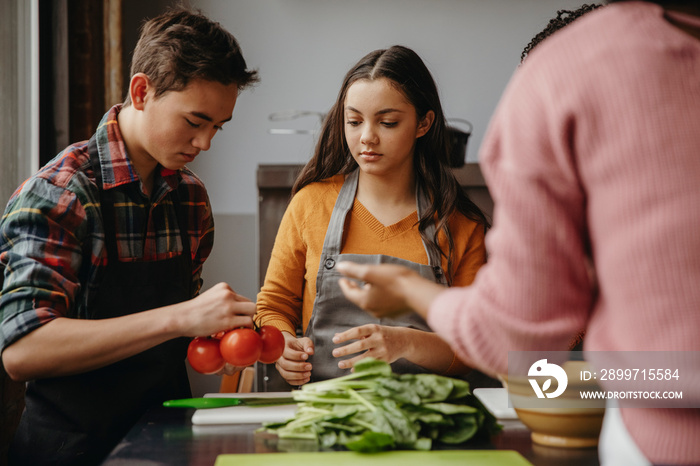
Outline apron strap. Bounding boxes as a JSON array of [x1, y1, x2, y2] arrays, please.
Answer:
[[319, 169, 443, 269], [319, 169, 359, 257]]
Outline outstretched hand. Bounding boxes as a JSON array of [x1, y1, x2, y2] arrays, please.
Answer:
[[336, 261, 443, 320]]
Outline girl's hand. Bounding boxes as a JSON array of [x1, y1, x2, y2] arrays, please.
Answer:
[[331, 324, 412, 369], [274, 332, 314, 386]]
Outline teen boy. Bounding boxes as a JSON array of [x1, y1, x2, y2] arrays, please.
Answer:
[[0, 8, 258, 465]]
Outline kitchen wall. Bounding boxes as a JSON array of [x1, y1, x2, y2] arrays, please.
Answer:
[[179, 0, 594, 395], [1, 0, 38, 208], [186, 0, 592, 298]]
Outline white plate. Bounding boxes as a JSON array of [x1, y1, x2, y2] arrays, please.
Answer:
[[473, 388, 518, 420]]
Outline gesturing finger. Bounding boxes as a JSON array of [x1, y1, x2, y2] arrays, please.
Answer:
[[338, 278, 369, 307], [336, 261, 368, 280]]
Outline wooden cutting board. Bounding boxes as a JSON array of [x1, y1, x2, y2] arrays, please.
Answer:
[[215, 450, 533, 465]]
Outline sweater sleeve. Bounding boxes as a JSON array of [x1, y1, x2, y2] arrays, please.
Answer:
[[449, 217, 486, 287], [0, 178, 88, 351], [428, 59, 592, 377], [255, 191, 310, 336]]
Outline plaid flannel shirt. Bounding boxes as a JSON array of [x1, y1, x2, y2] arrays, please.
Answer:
[[0, 105, 215, 351]]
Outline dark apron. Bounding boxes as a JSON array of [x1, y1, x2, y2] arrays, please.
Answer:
[[9, 137, 192, 466], [305, 169, 447, 381]]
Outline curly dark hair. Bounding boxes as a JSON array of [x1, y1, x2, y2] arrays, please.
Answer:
[[520, 4, 604, 62]]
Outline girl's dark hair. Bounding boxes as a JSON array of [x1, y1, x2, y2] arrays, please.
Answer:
[[124, 7, 259, 106], [293, 45, 489, 284], [520, 4, 603, 62]]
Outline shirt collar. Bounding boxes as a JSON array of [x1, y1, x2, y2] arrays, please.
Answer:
[[94, 105, 181, 195]]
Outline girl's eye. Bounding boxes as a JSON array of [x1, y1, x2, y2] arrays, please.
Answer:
[[346, 120, 361, 127], [381, 122, 398, 128]]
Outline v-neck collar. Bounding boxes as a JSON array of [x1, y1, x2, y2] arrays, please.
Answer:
[[352, 198, 418, 239]]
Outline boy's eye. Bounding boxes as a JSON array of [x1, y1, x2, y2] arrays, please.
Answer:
[[186, 119, 200, 128]]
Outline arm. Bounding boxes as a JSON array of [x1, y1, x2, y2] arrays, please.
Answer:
[[2, 283, 255, 381], [0, 180, 254, 382], [423, 61, 593, 374], [254, 195, 308, 335], [336, 211, 487, 318], [337, 262, 442, 321], [254, 192, 316, 384]]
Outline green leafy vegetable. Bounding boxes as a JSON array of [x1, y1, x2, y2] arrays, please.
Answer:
[[259, 358, 501, 452]]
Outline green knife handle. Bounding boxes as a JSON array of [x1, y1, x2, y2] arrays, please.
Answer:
[[163, 397, 242, 408]]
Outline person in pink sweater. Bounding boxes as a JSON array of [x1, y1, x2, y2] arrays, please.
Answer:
[[337, 1, 700, 464]]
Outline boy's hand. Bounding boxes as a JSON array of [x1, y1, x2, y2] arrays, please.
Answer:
[[185, 282, 256, 337]]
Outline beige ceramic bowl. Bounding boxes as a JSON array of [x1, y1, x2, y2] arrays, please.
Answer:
[[503, 360, 605, 448]]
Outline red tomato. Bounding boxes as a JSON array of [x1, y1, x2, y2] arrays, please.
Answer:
[[187, 337, 225, 374], [219, 328, 262, 367], [257, 325, 285, 364]]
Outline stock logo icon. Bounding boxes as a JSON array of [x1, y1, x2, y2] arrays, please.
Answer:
[[528, 359, 568, 399]]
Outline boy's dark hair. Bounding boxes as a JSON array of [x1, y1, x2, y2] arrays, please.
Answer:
[[124, 7, 258, 106], [520, 4, 603, 62]]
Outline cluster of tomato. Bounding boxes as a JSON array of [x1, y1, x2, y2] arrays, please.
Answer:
[[186, 325, 285, 374]]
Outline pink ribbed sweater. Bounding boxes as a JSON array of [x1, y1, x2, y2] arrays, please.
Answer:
[[428, 3, 700, 464]]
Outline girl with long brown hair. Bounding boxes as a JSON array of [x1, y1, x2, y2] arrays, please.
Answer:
[[256, 45, 490, 385]]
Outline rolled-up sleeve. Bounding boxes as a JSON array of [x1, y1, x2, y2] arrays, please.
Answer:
[[0, 177, 88, 351]]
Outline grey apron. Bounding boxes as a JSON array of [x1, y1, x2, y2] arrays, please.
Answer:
[[305, 169, 447, 381]]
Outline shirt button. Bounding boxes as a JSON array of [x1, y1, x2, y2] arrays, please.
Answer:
[[324, 258, 335, 269]]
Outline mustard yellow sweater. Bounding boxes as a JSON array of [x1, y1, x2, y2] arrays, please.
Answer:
[[256, 175, 486, 343]]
